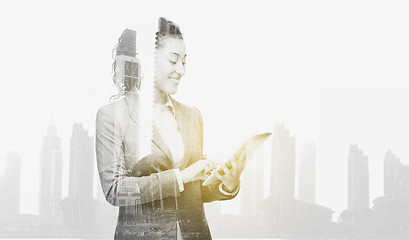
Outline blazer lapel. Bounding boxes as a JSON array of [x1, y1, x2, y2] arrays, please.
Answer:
[[151, 124, 174, 164], [126, 92, 173, 164], [172, 98, 192, 170], [125, 92, 140, 126]]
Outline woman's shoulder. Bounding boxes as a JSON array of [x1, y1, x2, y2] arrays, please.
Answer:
[[97, 98, 127, 115], [96, 92, 141, 125], [96, 97, 130, 124], [171, 98, 203, 126], [171, 97, 202, 116]]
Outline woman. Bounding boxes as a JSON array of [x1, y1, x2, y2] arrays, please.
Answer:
[[96, 17, 246, 240]]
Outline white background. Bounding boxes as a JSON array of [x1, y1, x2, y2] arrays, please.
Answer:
[[0, 0, 408, 220]]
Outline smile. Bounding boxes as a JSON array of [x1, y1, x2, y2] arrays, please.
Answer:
[[169, 77, 180, 84]]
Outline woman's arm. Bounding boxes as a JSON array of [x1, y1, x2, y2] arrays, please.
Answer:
[[192, 107, 241, 203], [95, 105, 181, 207], [201, 180, 239, 203]]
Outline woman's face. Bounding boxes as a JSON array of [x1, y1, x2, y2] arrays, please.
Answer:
[[154, 37, 186, 95]]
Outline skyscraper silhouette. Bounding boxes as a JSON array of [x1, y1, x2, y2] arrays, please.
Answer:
[[347, 144, 369, 212], [372, 149, 409, 234], [270, 123, 296, 200], [298, 141, 316, 204], [264, 123, 296, 227], [0, 151, 21, 215], [384, 149, 409, 199], [240, 149, 265, 217], [39, 125, 62, 218], [68, 123, 94, 199]]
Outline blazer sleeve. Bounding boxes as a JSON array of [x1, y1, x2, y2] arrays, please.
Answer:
[[193, 107, 240, 203], [95, 106, 181, 207]]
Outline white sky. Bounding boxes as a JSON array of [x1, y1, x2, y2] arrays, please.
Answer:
[[1, 0, 408, 220]]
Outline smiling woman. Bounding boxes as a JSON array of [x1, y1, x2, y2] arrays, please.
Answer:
[[154, 37, 187, 96], [95, 17, 246, 240]]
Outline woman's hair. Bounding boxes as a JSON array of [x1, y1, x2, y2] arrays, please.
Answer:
[[110, 38, 121, 101], [155, 17, 183, 49], [110, 29, 140, 101], [110, 18, 182, 101]]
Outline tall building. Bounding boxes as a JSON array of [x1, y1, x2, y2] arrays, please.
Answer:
[[372, 150, 409, 234], [347, 144, 369, 212], [384, 149, 409, 199], [68, 123, 94, 199], [50, 150, 63, 213], [270, 123, 296, 200], [264, 125, 334, 230], [0, 151, 21, 215], [39, 124, 62, 217], [240, 149, 265, 217], [298, 141, 316, 204]]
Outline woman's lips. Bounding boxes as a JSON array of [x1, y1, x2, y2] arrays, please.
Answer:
[[169, 77, 180, 84]]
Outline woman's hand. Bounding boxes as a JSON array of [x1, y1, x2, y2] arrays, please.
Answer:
[[214, 151, 247, 192], [180, 159, 216, 183]]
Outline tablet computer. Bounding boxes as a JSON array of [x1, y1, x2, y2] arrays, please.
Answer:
[[202, 132, 272, 186]]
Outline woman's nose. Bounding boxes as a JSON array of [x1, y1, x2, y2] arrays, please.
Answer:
[[175, 61, 186, 76]]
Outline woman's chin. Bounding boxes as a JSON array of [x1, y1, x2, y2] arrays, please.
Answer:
[[155, 85, 178, 95], [166, 85, 179, 95], [168, 89, 178, 95]]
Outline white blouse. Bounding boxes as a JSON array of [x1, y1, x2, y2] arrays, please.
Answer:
[[153, 95, 185, 240], [153, 95, 185, 168]]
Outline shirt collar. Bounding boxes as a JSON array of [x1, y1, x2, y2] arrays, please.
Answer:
[[165, 94, 176, 116]]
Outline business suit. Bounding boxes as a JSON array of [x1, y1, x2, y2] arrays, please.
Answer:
[[96, 92, 238, 239]]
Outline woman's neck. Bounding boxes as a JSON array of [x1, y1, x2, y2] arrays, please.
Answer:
[[154, 88, 168, 106]]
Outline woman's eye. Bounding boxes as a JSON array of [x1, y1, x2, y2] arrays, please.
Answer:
[[169, 60, 177, 65]]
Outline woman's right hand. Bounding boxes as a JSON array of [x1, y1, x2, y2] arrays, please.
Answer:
[[180, 159, 216, 183]]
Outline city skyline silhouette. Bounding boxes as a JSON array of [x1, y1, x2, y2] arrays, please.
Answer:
[[1, 121, 409, 238], [1, 1, 409, 238]]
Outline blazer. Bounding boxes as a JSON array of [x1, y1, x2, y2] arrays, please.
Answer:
[[95, 92, 238, 240]]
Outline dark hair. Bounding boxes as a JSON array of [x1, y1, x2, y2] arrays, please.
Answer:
[[110, 29, 140, 101], [155, 17, 183, 49]]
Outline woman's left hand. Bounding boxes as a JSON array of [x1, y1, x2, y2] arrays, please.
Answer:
[[214, 151, 247, 192]]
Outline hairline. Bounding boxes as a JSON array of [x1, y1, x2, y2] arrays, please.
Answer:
[[155, 35, 184, 49]]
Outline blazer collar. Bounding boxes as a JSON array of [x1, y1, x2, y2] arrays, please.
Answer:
[[170, 96, 192, 170], [125, 91, 140, 126], [125, 92, 173, 164], [151, 125, 174, 164], [149, 95, 193, 170], [125, 93, 192, 170]]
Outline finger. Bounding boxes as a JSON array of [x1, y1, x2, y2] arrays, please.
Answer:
[[216, 166, 226, 176], [232, 149, 242, 159], [230, 154, 238, 175], [239, 150, 246, 161], [221, 164, 231, 176], [231, 163, 237, 179], [226, 155, 235, 169], [203, 162, 210, 173], [200, 159, 211, 173], [206, 159, 217, 169], [207, 159, 216, 171], [200, 172, 212, 181], [194, 159, 206, 169], [230, 151, 244, 179], [237, 151, 247, 168], [214, 171, 224, 181], [231, 155, 237, 170]]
